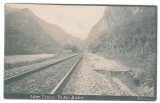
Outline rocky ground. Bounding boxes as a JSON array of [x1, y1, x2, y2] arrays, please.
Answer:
[[62, 52, 137, 96]]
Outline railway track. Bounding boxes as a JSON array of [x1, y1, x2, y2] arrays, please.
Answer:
[[4, 53, 80, 85], [4, 52, 132, 96], [50, 53, 83, 94]]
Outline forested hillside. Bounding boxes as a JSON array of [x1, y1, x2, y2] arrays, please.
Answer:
[[88, 6, 157, 95], [5, 7, 61, 55]]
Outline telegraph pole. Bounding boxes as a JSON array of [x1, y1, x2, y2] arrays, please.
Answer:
[[65, 35, 66, 45]]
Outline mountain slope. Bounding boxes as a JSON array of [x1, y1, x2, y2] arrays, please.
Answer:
[[87, 6, 157, 96], [5, 7, 60, 55], [88, 7, 157, 66], [5, 7, 81, 55], [83, 7, 150, 49], [35, 16, 81, 45]]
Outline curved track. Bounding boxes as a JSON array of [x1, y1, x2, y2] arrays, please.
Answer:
[[4, 53, 83, 94], [4, 54, 79, 85]]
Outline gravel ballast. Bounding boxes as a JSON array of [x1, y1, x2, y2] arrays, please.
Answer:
[[4, 53, 78, 79], [4, 54, 82, 94], [62, 53, 137, 96]]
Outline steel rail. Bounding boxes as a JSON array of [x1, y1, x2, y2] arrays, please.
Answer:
[[4, 54, 80, 85], [49, 54, 84, 94]]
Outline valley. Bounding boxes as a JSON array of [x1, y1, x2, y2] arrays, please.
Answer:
[[4, 5, 157, 99]]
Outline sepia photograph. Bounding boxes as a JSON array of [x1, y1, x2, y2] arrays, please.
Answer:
[[4, 4, 157, 100]]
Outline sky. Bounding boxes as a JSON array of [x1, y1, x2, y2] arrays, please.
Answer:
[[7, 4, 105, 40]]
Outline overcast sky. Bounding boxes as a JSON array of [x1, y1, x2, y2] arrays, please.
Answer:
[[7, 4, 105, 40]]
